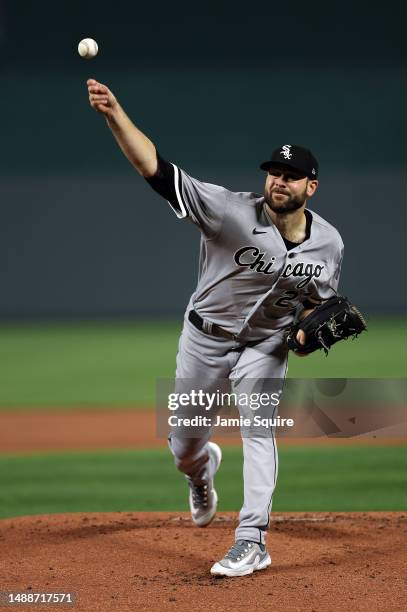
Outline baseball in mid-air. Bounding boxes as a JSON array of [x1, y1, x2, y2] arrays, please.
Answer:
[[78, 38, 99, 59]]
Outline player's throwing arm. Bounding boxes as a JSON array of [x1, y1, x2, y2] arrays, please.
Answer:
[[87, 79, 157, 178]]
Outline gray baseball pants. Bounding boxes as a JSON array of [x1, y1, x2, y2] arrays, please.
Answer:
[[168, 316, 288, 545]]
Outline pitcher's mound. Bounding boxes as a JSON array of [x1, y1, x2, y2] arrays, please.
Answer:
[[1, 511, 405, 611]]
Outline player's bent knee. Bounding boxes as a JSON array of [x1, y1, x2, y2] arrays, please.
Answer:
[[170, 438, 209, 474], [175, 455, 194, 473]]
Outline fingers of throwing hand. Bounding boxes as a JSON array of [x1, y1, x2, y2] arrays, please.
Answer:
[[89, 99, 109, 110], [86, 78, 106, 91], [90, 93, 108, 102], [88, 84, 108, 95]]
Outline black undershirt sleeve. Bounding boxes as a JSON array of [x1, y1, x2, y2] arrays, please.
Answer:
[[144, 151, 185, 216]]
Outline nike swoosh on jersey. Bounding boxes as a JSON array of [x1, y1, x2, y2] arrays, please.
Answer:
[[252, 228, 267, 235]]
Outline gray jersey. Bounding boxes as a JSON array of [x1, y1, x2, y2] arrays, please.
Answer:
[[164, 164, 344, 342]]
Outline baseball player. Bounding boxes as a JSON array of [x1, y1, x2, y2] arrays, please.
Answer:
[[86, 78, 344, 577]]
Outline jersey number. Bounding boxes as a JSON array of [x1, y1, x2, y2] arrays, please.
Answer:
[[274, 290, 299, 309]]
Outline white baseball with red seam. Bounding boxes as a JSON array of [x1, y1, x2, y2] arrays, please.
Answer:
[[78, 38, 99, 59]]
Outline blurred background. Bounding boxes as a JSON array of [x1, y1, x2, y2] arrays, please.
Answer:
[[0, 0, 406, 317], [0, 0, 406, 518]]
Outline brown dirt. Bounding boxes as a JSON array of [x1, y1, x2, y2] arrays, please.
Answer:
[[1, 511, 406, 612], [0, 409, 406, 453], [1, 411, 406, 610]]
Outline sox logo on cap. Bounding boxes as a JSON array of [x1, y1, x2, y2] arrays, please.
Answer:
[[280, 145, 292, 160]]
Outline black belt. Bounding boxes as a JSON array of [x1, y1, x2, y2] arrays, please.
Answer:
[[188, 309, 237, 341]]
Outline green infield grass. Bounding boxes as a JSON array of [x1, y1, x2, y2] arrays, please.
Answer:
[[0, 445, 405, 519], [0, 317, 406, 408]]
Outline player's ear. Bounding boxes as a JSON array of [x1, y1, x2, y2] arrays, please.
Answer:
[[306, 179, 318, 198]]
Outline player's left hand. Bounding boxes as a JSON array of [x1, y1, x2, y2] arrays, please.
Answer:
[[293, 304, 319, 355], [294, 329, 307, 356], [296, 329, 306, 345], [287, 295, 367, 357], [294, 308, 315, 355]]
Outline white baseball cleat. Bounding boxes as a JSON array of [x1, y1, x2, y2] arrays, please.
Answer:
[[210, 540, 272, 577], [187, 442, 222, 527]]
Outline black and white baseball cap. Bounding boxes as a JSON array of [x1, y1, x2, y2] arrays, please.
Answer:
[[260, 144, 319, 179]]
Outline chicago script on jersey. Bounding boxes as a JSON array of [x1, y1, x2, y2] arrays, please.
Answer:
[[234, 246, 276, 274], [234, 246, 324, 288], [281, 262, 324, 288]]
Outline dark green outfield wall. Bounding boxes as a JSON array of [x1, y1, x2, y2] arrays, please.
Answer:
[[2, 1, 406, 67], [1, 1, 405, 317]]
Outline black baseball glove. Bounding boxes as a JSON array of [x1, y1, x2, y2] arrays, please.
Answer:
[[286, 295, 367, 356]]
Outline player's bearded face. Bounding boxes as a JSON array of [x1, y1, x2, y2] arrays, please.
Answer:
[[264, 170, 309, 214]]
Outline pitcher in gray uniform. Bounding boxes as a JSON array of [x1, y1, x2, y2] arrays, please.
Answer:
[[86, 78, 344, 577]]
